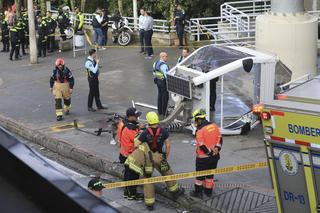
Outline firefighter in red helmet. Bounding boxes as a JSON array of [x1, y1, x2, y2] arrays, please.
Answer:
[[49, 58, 74, 121]]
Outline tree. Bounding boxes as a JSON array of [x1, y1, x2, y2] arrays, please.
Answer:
[[81, 0, 86, 12], [118, 0, 123, 15], [15, 0, 21, 17], [40, 0, 46, 16], [0, 0, 3, 11], [70, 0, 75, 11]]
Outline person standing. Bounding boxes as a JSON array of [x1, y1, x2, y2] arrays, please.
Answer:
[[57, 8, 69, 41], [153, 52, 169, 118], [36, 15, 48, 57], [174, 4, 186, 48], [46, 11, 57, 53], [73, 7, 84, 34], [190, 109, 222, 199], [138, 8, 146, 54], [177, 47, 190, 64], [101, 9, 109, 46], [0, 13, 10, 52], [210, 77, 219, 111], [119, 107, 143, 200], [126, 111, 184, 210], [85, 49, 106, 112], [143, 11, 154, 59], [92, 9, 104, 49], [50, 58, 74, 121], [16, 18, 27, 55], [9, 22, 20, 60]]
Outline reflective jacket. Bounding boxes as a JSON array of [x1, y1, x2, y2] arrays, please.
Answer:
[[153, 60, 168, 80], [74, 12, 84, 31], [195, 121, 222, 158], [120, 122, 139, 157]]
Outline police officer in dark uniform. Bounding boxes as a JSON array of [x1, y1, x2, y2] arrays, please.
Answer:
[[17, 18, 27, 55], [1, 13, 10, 52], [36, 15, 48, 57], [57, 8, 69, 41], [174, 4, 186, 48], [46, 11, 57, 52], [9, 22, 20, 60], [153, 52, 169, 118], [22, 12, 29, 49]]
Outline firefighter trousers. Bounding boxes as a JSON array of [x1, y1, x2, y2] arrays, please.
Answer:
[[144, 152, 179, 207], [53, 82, 71, 118], [195, 155, 219, 195]]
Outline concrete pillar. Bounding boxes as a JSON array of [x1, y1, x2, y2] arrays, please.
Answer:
[[133, 0, 138, 31], [28, 0, 38, 64], [271, 0, 304, 13]]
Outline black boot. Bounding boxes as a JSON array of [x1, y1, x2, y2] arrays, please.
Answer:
[[190, 185, 203, 199]]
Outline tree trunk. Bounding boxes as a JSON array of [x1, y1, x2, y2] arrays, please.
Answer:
[[80, 0, 86, 12], [27, 0, 38, 64], [40, 0, 46, 16], [70, 0, 75, 11], [118, 0, 123, 16], [15, 0, 21, 17], [0, 0, 3, 11]]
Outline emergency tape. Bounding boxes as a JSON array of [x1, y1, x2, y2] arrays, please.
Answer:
[[103, 161, 268, 189]]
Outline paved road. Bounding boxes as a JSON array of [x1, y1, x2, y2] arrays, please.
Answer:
[[0, 43, 274, 212]]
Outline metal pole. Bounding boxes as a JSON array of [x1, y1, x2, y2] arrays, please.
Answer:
[[220, 75, 224, 129], [28, 0, 38, 64], [312, 0, 318, 11], [133, 0, 138, 31]]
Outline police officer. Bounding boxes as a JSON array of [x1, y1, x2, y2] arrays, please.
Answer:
[[17, 18, 27, 55], [177, 47, 190, 64], [119, 107, 143, 200], [190, 109, 222, 199], [174, 4, 186, 48], [46, 11, 57, 53], [22, 12, 29, 49], [36, 15, 48, 57], [126, 111, 184, 210], [1, 13, 10, 52], [85, 49, 106, 111], [50, 58, 74, 121], [9, 22, 20, 60], [153, 52, 169, 119], [57, 8, 69, 41], [73, 7, 84, 34]]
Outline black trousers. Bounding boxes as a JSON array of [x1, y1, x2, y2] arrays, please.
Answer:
[[196, 155, 219, 194], [2, 36, 9, 51], [59, 28, 66, 41], [88, 78, 103, 108], [139, 30, 145, 52], [144, 30, 153, 56], [37, 37, 46, 57], [176, 25, 184, 46], [20, 36, 26, 54], [156, 78, 169, 116], [124, 165, 139, 197], [10, 41, 19, 59], [210, 78, 219, 111], [47, 34, 55, 51], [102, 27, 108, 45]]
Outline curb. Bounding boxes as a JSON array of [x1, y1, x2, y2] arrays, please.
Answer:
[[0, 114, 216, 213]]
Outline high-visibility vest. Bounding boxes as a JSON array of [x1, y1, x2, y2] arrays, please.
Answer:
[[153, 60, 168, 80], [119, 123, 139, 157], [196, 123, 221, 158]]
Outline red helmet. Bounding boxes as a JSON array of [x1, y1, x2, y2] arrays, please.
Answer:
[[55, 58, 65, 66]]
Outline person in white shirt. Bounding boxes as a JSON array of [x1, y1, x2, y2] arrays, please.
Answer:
[[143, 11, 154, 59], [138, 8, 146, 54]]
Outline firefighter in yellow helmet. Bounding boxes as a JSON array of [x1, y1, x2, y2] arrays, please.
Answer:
[[125, 111, 184, 210], [190, 109, 222, 199]]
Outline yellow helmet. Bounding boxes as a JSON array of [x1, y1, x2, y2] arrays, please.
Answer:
[[146, 111, 159, 125], [192, 109, 207, 120]]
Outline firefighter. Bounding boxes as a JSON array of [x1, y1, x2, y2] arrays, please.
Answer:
[[50, 58, 74, 121], [73, 7, 84, 34], [46, 11, 57, 53], [1, 13, 10, 52], [174, 4, 186, 48], [126, 111, 184, 210], [9, 22, 20, 61], [153, 52, 169, 119], [190, 109, 222, 199], [119, 107, 143, 200], [17, 18, 27, 55], [57, 8, 69, 41], [36, 15, 48, 57]]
